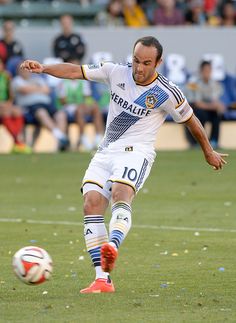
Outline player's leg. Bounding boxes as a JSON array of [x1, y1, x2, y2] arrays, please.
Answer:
[[80, 152, 115, 293], [80, 189, 115, 293], [83, 190, 109, 279], [101, 183, 134, 273], [110, 183, 134, 250], [101, 151, 153, 273]]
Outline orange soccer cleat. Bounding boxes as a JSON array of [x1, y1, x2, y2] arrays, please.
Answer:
[[101, 243, 118, 273], [80, 277, 115, 294]]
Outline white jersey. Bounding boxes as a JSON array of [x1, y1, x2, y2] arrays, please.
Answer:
[[82, 62, 193, 156]]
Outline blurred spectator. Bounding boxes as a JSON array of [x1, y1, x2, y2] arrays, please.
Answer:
[[53, 15, 86, 62], [204, 0, 219, 15], [220, 1, 236, 26], [56, 57, 104, 151], [185, 0, 207, 25], [90, 80, 110, 124], [202, 53, 236, 119], [6, 56, 23, 78], [153, 0, 185, 25], [185, 60, 225, 149], [221, 73, 236, 119], [90, 51, 113, 124], [0, 57, 30, 153], [122, 0, 149, 27], [0, 20, 24, 67], [95, 0, 125, 26], [11, 67, 69, 151], [79, 0, 92, 5], [175, 0, 188, 10], [93, 0, 109, 4], [204, 0, 221, 25], [0, 0, 12, 4], [140, 0, 158, 23]]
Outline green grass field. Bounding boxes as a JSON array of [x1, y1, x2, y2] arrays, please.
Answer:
[[0, 150, 235, 323]]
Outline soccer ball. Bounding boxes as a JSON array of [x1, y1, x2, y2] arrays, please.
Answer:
[[12, 246, 53, 285]]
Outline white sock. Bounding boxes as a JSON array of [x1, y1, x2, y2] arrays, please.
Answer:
[[81, 134, 93, 150], [52, 128, 66, 140], [84, 215, 109, 279], [95, 266, 109, 280], [109, 242, 117, 250]]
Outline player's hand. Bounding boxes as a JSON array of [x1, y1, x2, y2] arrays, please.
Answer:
[[205, 150, 229, 170], [20, 60, 44, 74]]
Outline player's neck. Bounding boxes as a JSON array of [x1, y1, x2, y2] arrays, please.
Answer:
[[135, 72, 158, 86]]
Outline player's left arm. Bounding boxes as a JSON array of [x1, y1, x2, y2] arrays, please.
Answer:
[[185, 114, 228, 170]]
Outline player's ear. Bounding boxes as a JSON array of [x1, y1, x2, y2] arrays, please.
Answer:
[[156, 57, 162, 68]]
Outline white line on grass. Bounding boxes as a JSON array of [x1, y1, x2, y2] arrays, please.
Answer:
[[0, 217, 236, 233]]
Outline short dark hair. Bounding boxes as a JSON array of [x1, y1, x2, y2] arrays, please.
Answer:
[[133, 36, 163, 62], [200, 60, 211, 70]]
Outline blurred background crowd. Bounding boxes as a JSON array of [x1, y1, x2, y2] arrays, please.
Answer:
[[0, 0, 235, 27], [0, 0, 235, 153]]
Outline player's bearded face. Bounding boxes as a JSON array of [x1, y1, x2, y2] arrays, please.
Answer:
[[132, 43, 159, 85]]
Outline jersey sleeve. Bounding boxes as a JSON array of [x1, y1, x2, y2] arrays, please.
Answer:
[[81, 62, 115, 85], [162, 82, 193, 123]]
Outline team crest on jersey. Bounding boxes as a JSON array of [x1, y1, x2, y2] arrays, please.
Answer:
[[145, 95, 157, 109], [134, 85, 169, 109]]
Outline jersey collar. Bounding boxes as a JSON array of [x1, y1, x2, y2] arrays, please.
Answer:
[[134, 72, 158, 86]]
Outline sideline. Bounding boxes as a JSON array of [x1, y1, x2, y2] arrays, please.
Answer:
[[0, 217, 236, 233]]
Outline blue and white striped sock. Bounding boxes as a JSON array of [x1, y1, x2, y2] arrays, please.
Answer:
[[109, 201, 132, 249], [84, 215, 108, 279]]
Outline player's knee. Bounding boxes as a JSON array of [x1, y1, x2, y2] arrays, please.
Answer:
[[83, 197, 98, 214], [83, 192, 103, 215], [111, 189, 122, 203], [112, 183, 134, 204]]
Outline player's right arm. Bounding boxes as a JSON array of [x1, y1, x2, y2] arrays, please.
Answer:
[[160, 78, 228, 170], [20, 60, 84, 80], [185, 114, 228, 170]]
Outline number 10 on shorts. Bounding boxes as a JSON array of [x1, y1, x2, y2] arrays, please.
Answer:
[[122, 167, 138, 181]]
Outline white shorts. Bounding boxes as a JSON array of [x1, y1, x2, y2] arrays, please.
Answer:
[[82, 149, 154, 200]]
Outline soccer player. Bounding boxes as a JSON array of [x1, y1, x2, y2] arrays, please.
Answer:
[[20, 36, 228, 294]]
